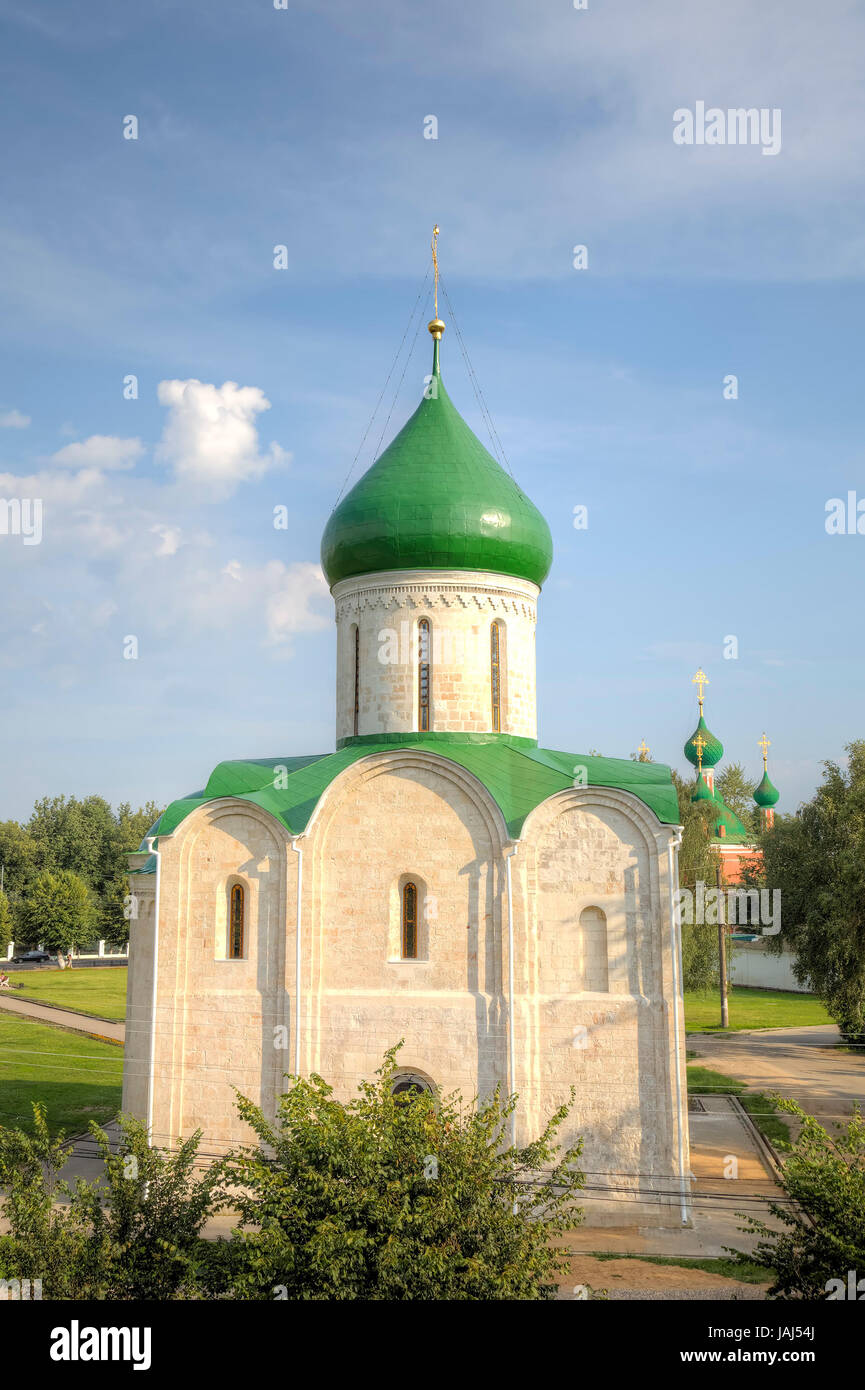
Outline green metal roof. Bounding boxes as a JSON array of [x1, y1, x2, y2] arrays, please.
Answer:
[[710, 788, 751, 845], [134, 735, 679, 864], [684, 714, 724, 769], [753, 769, 780, 808], [320, 338, 553, 589], [691, 772, 714, 803]]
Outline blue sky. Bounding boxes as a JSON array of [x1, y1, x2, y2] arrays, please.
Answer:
[[1, 0, 864, 821]]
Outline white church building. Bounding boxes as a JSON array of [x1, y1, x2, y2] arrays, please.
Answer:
[[123, 311, 692, 1226]]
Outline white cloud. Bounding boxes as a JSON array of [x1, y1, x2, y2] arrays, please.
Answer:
[[50, 435, 144, 471], [175, 558, 329, 649], [0, 409, 30, 428], [264, 561, 331, 646], [155, 378, 291, 498], [151, 524, 182, 557], [0, 465, 107, 508]]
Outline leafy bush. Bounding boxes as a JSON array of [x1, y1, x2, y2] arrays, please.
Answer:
[[0, 1109, 217, 1299], [207, 1046, 584, 1300], [733, 1100, 865, 1298], [71, 1117, 220, 1299], [0, 1105, 91, 1296]]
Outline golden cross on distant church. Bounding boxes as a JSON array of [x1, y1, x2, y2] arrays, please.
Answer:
[[759, 732, 771, 769], [431, 224, 440, 320], [638, 739, 650, 760], [692, 668, 709, 712], [693, 731, 707, 772]]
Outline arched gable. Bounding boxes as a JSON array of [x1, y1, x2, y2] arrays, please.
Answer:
[[298, 750, 512, 1095], [520, 786, 674, 1001], [302, 749, 511, 853]]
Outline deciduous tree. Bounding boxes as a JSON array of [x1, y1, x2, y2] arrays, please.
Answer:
[[761, 740, 865, 1039], [16, 869, 97, 953]]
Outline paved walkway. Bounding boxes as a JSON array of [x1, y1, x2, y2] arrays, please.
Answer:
[[0, 992, 125, 1042], [688, 1024, 862, 1125]]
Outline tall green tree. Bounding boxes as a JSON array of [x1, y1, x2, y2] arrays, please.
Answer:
[[18, 797, 161, 947], [672, 770, 722, 990], [0, 820, 38, 921], [0, 890, 12, 957], [100, 801, 162, 944], [716, 761, 759, 836], [27, 795, 117, 895], [761, 741, 865, 1040], [16, 869, 97, 954]]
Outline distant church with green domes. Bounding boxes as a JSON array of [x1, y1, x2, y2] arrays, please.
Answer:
[[123, 236, 697, 1227], [684, 667, 780, 884]]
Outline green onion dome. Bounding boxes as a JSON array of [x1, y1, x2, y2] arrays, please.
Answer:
[[753, 770, 780, 808], [321, 336, 553, 590], [691, 773, 714, 803], [684, 715, 724, 769]]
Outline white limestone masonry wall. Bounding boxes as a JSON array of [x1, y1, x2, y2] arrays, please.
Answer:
[[332, 568, 539, 741], [124, 763, 689, 1225]]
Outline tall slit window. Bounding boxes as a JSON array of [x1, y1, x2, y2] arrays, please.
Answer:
[[402, 882, 418, 959], [229, 884, 245, 959], [418, 619, 431, 731], [352, 625, 360, 737], [490, 621, 503, 732]]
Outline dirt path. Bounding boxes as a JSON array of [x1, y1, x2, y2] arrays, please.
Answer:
[[561, 1253, 769, 1296]]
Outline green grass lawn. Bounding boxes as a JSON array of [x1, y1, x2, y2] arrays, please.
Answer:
[[0, 1013, 123, 1135], [687, 1061, 791, 1149], [684, 985, 832, 1033], [5, 966, 128, 1021]]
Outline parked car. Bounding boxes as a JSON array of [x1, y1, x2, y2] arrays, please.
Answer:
[[11, 949, 52, 963]]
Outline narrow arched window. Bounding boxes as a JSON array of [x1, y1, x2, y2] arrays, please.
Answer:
[[490, 621, 503, 732], [579, 906, 609, 992], [229, 884, 244, 959], [352, 624, 360, 737], [402, 882, 418, 959], [418, 619, 431, 731]]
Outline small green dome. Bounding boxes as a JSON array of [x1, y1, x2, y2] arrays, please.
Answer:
[[753, 770, 780, 808], [684, 715, 724, 769], [691, 773, 714, 803], [321, 339, 553, 589]]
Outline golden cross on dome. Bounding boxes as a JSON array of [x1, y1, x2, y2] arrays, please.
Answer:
[[428, 226, 445, 341], [693, 731, 707, 772], [759, 732, 771, 769], [431, 224, 440, 319], [638, 739, 650, 760], [692, 668, 709, 711]]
